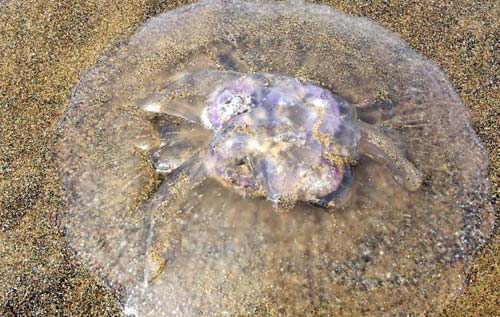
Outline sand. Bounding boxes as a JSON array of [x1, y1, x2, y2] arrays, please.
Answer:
[[0, 0, 498, 316]]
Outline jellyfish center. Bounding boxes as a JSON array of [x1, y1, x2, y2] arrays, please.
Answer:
[[201, 74, 360, 207]]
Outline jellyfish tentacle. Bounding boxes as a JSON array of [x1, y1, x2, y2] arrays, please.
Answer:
[[141, 151, 206, 285], [357, 120, 423, 191], [354, 97, 395, 124]]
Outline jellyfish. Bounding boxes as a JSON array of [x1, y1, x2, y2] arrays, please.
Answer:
[[53, 0, 495, 316]]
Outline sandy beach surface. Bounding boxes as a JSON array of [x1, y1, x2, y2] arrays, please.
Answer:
[[1, 0, 498, 316]]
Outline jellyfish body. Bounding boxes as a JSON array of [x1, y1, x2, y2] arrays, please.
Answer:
[[203, 74, 356, 207], [53, 0, 495, 316], [145, 72, 422, 208]]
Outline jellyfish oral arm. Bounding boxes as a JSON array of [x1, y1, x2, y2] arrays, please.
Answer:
[[246, 155, 281, 204], [142, 151, 205, 211], [139, 71, 243, 124], [357, 120, 423, 191], [353, 97, 395, 124], [141, 151, 206, 285]]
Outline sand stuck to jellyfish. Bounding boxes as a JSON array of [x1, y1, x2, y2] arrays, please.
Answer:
[[53, 0, 495, 316]]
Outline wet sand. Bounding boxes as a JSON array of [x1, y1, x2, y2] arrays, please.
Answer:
[[0, 0, 498, 316]]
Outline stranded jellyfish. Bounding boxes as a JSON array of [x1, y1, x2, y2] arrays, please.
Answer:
[[53, 0, 495, 316]]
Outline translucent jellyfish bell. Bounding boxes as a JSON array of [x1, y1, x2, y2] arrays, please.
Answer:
[[53, 0, 495, 316]]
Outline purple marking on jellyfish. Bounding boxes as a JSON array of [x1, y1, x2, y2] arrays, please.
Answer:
[[205, 77, 261, 129], [201, 74, 360, 206]]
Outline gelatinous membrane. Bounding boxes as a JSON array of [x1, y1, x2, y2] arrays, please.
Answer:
[[53, 0, 495, 316]]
